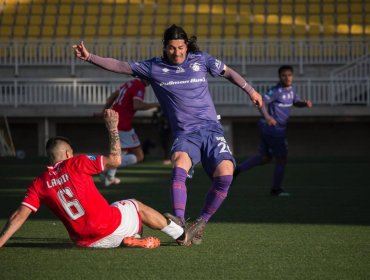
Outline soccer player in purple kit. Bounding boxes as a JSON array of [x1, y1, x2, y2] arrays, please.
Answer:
[[234, 65, 313, 196], [73, 24, 263, 245]]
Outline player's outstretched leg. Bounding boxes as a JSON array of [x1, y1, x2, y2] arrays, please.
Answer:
[[236, 155, 264, 175], [194, 175, 233, 245]]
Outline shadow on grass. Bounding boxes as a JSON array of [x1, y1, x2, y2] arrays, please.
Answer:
[[6, 237, 74, 249], [5, 237, 178, 249]]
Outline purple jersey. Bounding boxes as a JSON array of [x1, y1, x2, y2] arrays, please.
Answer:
[[129, 52, 225, 137], [259, 83, 301, 136]]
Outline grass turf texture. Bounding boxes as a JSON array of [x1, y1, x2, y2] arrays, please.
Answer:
[[0, 157, 369, 279]]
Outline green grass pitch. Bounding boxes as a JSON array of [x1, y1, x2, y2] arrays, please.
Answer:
[[0, 157, 369, 279]]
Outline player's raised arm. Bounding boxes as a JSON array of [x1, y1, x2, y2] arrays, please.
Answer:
[[0, 206, 32, 248], [103, 109, 122, 169], [222, 65, 262, 108], [72, 41, 133, 75]]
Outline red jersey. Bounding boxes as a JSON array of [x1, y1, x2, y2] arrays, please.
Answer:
[[112, 79, 146, 131], [22, 155, 121, 247]]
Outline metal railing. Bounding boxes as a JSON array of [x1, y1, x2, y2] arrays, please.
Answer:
[[1, 38, 369, 75], [1, 77, 369, 109]]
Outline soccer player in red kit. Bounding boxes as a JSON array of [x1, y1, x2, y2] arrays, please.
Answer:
[[96, 79, 159, 187], [0, 109, 187, 248]]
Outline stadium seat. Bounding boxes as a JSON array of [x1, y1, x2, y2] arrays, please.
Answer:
[[86, 15, 98, 25], [101, 4, 114, 15], [224, 25, 237, 38], [111, 25, 125, 37], [196, 24, 209, 37], [13, 26, 26, 37], [70, 26, 84, 37], [87, 5, 100, 15], [0, 26, 12, 37], [127, 25, 139, 36], [59, 5, 72, 15], [210, 25, 223, 38], [85, 25, 98, 37], [42, 26, 55, 38], [113, 15, 126, 26], [15, 15, 28, 25], [29, 15, 42, 25], [45, 4, 58, 15], [57, 15, 70, 25], [44, 15, 57, 26], [184, 4, 196, 13], [27, 26, 41, 38], [238, 24, 250, 37], [100, 15, 113, 26], [56, 26, 68, 37], [98, 26, 111, 36], [1, 14, 15, 25], [73, 4, 85, 15], [140, 25, 153, 36], [252, 24, 265, 36]]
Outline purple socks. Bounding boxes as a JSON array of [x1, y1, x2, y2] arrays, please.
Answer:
[[200, 175, 233, 222], [171, 167, 188, 224]]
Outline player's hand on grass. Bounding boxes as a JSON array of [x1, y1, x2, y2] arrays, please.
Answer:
[[104, 109, 119, 131], [72, 41, 90, 61], [249, 91, 263, 108]]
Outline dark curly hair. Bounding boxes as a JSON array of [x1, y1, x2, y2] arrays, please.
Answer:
[[162, 24, 200, 59]]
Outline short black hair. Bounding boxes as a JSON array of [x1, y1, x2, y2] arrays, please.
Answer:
[[45, 136, 73, 157], [278, 65, 294, 75]]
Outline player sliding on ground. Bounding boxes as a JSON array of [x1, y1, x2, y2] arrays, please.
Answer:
[[73, 24, 265, 245], [0, 109, 193, 248]]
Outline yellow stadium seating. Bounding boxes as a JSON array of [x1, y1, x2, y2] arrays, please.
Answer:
[[0, 0, 368, 40], [0, 26, 12, 37], [56, 26, 68, 37], [98, 25, 111, 36], [1, 14, 15, 25], [87, 5, 100, 15], [14, 25, 26, 37], [140, 25, 153, 36], [84, 25, 98, 37], [42, 26, 55, 37]]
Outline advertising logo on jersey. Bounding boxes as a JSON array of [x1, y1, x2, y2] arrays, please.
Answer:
[[190, 63, 200, 72], [162, 68, 170, 73], [176, 66, 185, 73], [86, 155, 96, 160]]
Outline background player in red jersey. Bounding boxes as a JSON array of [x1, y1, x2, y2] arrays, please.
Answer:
[[0, 109, 187, 248], [95, 79, 159, 187]]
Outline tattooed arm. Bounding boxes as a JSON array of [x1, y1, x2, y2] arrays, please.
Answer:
[[103, 109, 122, 169], [0, 206, 32, 248]]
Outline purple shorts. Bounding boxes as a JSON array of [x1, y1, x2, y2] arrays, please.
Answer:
[[259, 130, 288, 157], [171, 125, 235, 177]]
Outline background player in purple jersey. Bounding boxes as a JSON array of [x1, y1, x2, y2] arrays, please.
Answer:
[[234, 65, 312, 196], [73, 24, 263, 245]]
